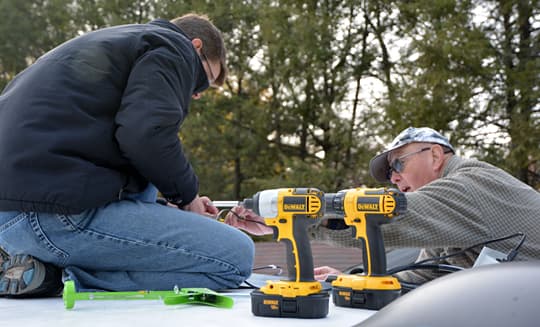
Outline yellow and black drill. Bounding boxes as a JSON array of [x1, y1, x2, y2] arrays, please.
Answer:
[[240, 188, 330, 318], [324, 187, 407, 310]]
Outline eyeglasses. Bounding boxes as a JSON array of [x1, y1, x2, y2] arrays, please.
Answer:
[[387, 147, 431, 179], [200, 52, 216, 86]]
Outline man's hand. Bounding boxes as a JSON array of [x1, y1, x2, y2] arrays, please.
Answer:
[[314, 266, 342, 281], [223, 206, 274, 236], [182, 195, 219, 217]]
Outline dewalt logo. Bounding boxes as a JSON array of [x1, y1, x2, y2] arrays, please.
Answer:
[[283, 196, 307, 212], [338, 291, 351, 301], [284, 203, 305, 210], [264, 299, 280, 310], [356, 197, 380, 212], [357, 203, 379, 211]]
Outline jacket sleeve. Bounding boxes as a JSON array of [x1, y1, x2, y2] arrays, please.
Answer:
[[114, 46, 199, 205], [381, 177, 491, 248], [307, 176, 490, 249]]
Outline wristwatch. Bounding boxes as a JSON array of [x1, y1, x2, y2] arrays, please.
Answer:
[[166, 196, 185, 207]]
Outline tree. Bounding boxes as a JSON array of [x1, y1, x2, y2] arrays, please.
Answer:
[[186, 0, 394, 197], [1, 0, 537, 199], [0, 0, 77, 89], [486, 0, 539, 187], [389, 0, 539, 188]]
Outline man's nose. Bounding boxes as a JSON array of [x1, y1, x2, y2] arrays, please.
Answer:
[[390, 171, 401, 184]]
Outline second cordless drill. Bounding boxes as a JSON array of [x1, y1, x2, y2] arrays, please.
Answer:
[[325, 187, 407, 310]]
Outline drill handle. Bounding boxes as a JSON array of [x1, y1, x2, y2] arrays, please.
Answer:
[[284, 216, 315, 282], [359, 222, 388, 276]]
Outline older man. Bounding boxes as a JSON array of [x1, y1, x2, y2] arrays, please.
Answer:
[[312, 127, 540, 284], [225, 127, 540, 286]]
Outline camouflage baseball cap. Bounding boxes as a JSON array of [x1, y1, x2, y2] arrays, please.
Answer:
[[369, 127, 454, 182]]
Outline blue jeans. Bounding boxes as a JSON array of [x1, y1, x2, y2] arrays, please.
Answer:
[[0, 185, 254, 291]]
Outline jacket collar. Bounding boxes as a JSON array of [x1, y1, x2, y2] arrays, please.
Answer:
[[148, 19, 188, 38], [148, 19, 210, 94]]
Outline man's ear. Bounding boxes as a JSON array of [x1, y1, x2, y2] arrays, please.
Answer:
[[431, 144, 446, 171], [191, 38, 202, 52]]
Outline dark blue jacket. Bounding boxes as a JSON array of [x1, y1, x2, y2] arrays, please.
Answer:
[[0, 19, 209, 214]]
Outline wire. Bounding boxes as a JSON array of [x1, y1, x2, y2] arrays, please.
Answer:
[[216, 208, 269, 226], [387, 263, 464, 275], [413, 232, 525, 266], [252, 264, 283, 275], [398, 280, 419, 293], [387, 232, 526, 292], [241, 265, 285, 289], [503, 233, 526, 262]]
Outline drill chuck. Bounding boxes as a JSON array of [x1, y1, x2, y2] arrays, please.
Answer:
[[393, 193, 407, 215], [324, 192, 346, 217], [241, 197, 254, 211]]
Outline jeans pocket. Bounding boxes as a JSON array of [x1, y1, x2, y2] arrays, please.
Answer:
[[1, 212, 69, 264], [0, 211, 26, 233], [0, 212, 27, 254], [57, 209, 95, 231]]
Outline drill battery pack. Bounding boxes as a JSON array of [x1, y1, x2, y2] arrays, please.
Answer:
[[332, 286, 400, 310], [331, 274, 401, 310], [251, 289, 330, 318]]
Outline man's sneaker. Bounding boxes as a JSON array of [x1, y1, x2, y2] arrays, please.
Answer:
[[0, 248, 8, 273], [0, 248, 8, 281], [0, 254, 63, 298]]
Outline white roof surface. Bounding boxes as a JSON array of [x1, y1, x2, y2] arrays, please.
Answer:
[[1, 289, 375, 326]]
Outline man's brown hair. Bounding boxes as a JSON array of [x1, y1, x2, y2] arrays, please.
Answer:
[[171, 13, 228, 86]]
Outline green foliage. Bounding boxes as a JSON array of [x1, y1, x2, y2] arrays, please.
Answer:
[[1, 0, 538, 196], [393, 0, 539, 188], [0, 0, 76, 88]]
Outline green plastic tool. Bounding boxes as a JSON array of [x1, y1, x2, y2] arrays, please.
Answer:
[[162, 288, 234, 308], [63, 280, 234, 309]]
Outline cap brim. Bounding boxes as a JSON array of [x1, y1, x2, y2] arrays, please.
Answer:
[[369, 151, 391, 183]]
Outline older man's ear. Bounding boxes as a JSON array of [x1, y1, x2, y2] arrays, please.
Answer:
[[430, 144, 448, 174]]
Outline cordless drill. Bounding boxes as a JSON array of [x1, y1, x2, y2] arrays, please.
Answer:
[[325, 187, 407, 310], [241, 188, 330, 318]]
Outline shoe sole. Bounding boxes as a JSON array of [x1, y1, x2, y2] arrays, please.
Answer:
[[0, 255, 46, 297], [0, 248, 8, 273]]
